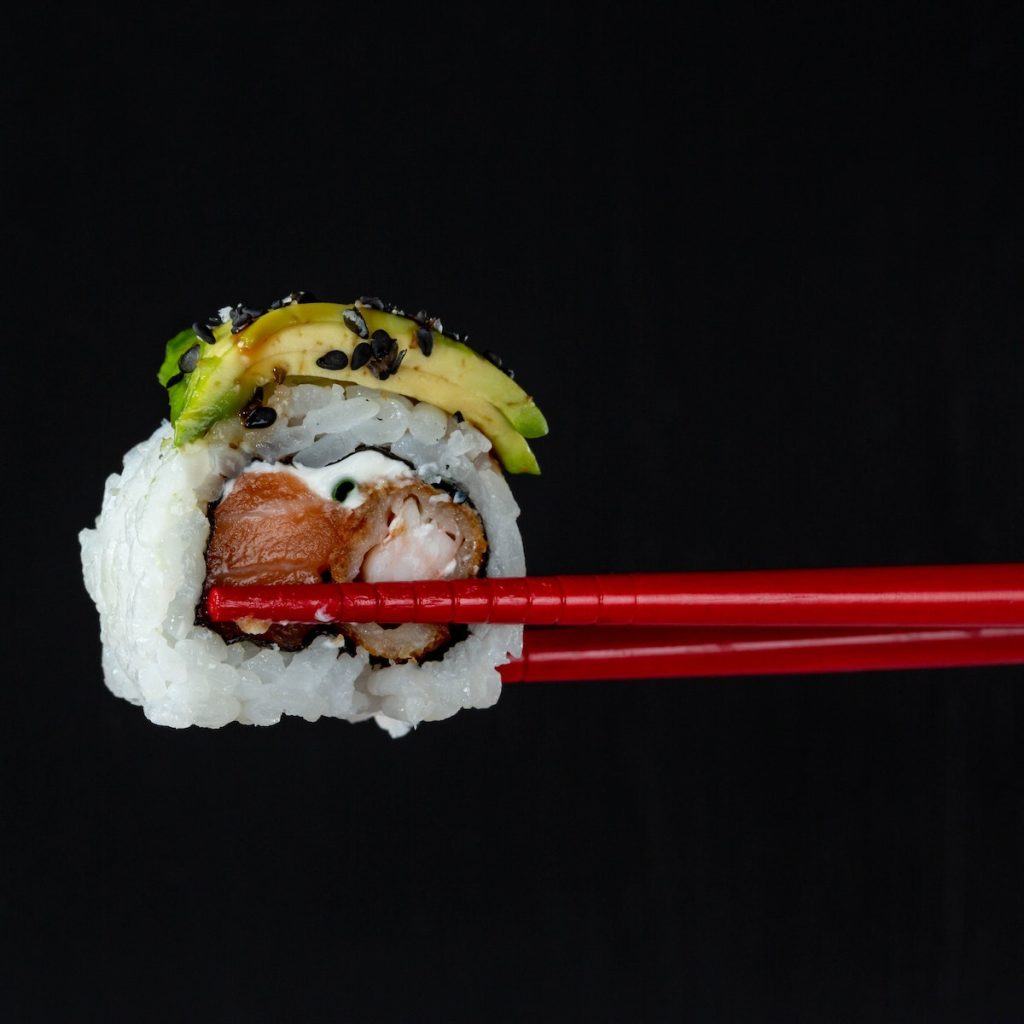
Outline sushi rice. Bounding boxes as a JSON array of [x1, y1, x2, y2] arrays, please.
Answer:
[[80, 383, 525, 736]]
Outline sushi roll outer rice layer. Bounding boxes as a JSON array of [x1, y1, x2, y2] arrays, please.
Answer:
[[80, 384, 525, 736]]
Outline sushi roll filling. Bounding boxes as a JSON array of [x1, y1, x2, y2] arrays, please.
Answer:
[[200, 449, 487, 660]]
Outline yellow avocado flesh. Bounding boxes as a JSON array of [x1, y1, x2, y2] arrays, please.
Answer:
[[173, 303, 547, 474]]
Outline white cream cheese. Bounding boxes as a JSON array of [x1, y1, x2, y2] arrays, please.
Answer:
[[221, 450, 416, 508]]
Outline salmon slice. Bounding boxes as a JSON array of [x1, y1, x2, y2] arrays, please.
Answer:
[[201, 456, 487, 658]]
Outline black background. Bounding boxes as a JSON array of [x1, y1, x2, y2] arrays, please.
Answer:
[[5, 6, 1024, 1021]]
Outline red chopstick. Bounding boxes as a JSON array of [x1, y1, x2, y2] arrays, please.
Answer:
[[206, 565, 1024, 628], [203, 565, 1024, 678], [499, 626, 1024, 682]]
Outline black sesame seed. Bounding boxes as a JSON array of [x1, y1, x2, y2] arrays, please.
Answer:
[[390, 349, 407, 373], [371, 367, 390, 381], [484, 350, 515, 378], [371, 329, 394, 360], [342, 308, 369, 339], [412, 309, 429, 325], [415, 327, 434, 356], [230, 305, 265, 334], [204, 311, 224, 328], [165, 371, 184, 389], [316, 349, 349, 371], [178, 344, 201, 374], [332, 479, 356, 503], [192, 321, 216, 344], [453, 410, 464, 423], [267, 291, 311, 310], [351, 342, 372, 370], [358, 296, 384, 310], [243, 406, 277, 429]]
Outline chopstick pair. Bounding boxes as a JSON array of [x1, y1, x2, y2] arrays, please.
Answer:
[[205, 564, 1024, 682]]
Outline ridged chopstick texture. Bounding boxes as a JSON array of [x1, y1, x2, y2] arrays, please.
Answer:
[[207, 565, 1024, 628]]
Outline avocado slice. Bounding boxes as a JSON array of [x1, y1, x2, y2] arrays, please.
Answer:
[[161, 302, 548, 474]]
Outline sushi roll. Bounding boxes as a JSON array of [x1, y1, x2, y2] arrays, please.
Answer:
[[79, 295, 547, 735]]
